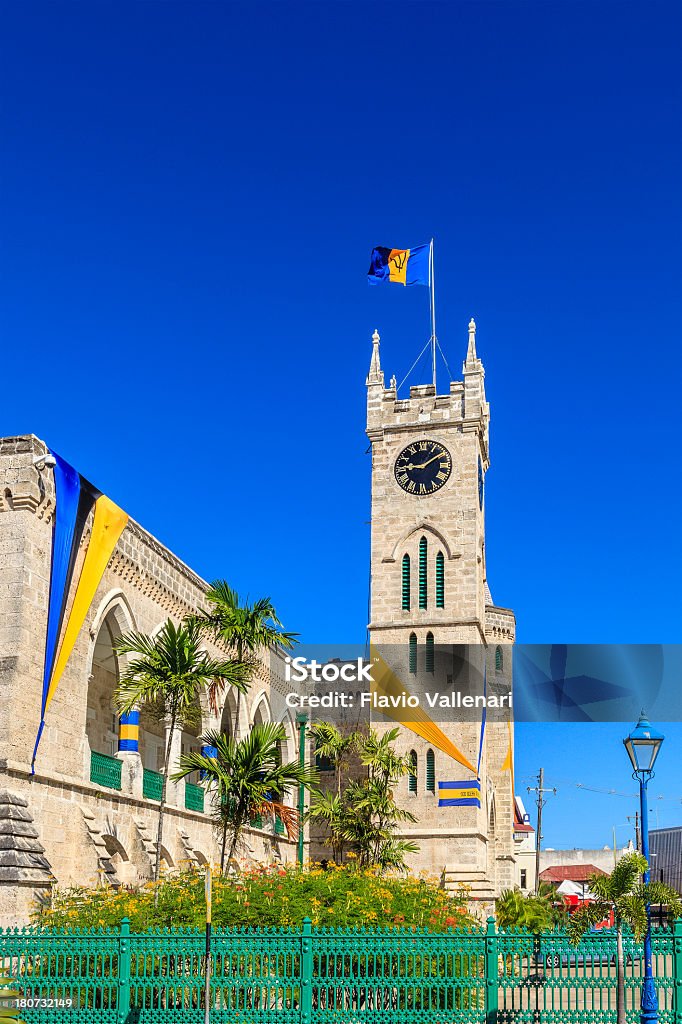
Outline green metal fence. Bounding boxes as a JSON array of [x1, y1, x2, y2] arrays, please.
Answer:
[[1, 917, 680, 1024], [90, 751, 122, 791], [142, 769, 163, 802]]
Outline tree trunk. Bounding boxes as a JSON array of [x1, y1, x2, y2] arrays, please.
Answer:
[[154, 709, 177, 899], [220, 819, 228, 873], [226, 821, 241, 869], [616, 921, 626, 1024], [234, 639, 243, 739]]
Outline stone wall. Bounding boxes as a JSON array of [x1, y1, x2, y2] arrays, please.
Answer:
[[0, 435, 305, 925]]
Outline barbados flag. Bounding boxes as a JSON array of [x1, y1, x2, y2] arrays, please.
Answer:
[[368, 242, 430, 286], [438, 780, 481, 808]]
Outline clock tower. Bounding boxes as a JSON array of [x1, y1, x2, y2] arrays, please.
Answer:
[[366, 319, 516, 900]]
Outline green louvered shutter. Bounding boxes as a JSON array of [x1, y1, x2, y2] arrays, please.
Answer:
[[409, 633, 417, 674], [435, 551, 444, 608], [419, 536, 427, 609], [426, 749, 435, 793], [402, 554, 410, 610], [425, 632, 434, 674], [408, 750, 417, 792]]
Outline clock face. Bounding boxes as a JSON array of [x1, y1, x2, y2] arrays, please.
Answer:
[[394, 440, 452, 495]]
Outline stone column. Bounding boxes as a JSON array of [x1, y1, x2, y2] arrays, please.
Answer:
[[117, 711, 143, 800], [165, 722, 183, 809]]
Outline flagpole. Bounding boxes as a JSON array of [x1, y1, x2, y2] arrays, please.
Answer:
[[429, 239, 436, 390]]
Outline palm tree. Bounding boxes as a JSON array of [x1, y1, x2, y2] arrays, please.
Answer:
[[113, 618, 247, 885], [343, 727, 418, 870], [200, 580, 298, 734], [172, 722, 318, 871], [309, 722, 358, 799], [568, 852, 682, 1024], [496, 888, 559, 931]]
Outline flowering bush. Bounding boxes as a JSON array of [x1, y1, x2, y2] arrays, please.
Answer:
[[34, 862, 474, 931]]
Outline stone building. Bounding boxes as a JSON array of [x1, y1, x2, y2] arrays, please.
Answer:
[[0, 318, 517, 922], [365, 319, 516, 902], [0, 434, 303, 925]]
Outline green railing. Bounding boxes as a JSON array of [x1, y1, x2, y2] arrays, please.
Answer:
[[184, 781, 204, 812], [89, 750, 122, 791], [1, 917, 680, 1024], [142, 768, 163, 801]]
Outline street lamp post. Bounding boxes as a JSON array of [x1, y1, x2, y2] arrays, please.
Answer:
[[623, 711, 665, 1024], [296, 712, 308, 867]]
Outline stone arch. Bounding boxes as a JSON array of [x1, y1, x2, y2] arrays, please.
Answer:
[[250, 691, 271, 728], [219, 688, 238, 740], [193, 849, 209, 867], [385, 521, 461, 564], [101, 834, 135, 885], [85, 597, 135, 761], [88, 590, 136, 648], [279, 713, 296, 762], [159, 845, 174, 872]]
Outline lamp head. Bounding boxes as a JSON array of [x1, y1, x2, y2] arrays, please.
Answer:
[[623, 710, 664, 777]]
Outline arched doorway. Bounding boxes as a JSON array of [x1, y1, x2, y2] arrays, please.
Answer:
[[87, 609, 125, 759], [220, 689, 238, 741], [180, 697, 204, 784]]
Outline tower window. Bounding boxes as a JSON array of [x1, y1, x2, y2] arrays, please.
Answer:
[[426, 749, 435, 794], [408, 750, 417, 793], [401, 554, 410, 611], [435, 551, 445, 608], [425, 632, 434, 674], [419, 536, 427, 609], [495, 646, 503, 672], [408, 633, 417, 674]]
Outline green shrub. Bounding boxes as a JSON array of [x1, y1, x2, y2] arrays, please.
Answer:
[[34, 862, 474, 931]]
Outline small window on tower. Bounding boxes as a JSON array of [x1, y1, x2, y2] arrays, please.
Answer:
[[409, 633, 417, 675], [495, 646, 503, 673], [425, 632, 435, 674], [408, 750, 417, 793], [435, 551, 445, 608], [426, 749, 435, 793], [402, 554, 410, 611], [419, 536, 428, 609]]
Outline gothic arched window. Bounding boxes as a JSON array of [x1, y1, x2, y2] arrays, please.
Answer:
[[409, 633, 417, 674], [426, 749, 435, 794], [425, 631, 435, 674], [435, 551, 445, 608], [402, 554, 410, 611], [408, 750, 417, 793], [419, 536, 428, 609], [495, 646, 503, 672]]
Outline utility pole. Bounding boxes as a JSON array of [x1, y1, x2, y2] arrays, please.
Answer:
[[528, 769, 556, 894], [627, 811, 641, 852]]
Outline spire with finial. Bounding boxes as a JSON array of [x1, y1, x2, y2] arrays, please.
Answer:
[[367, 328, 384, 385], [466, 317, 477, 363]]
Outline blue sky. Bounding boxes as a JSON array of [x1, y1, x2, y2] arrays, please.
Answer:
[[2, 1, 681, 849]]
